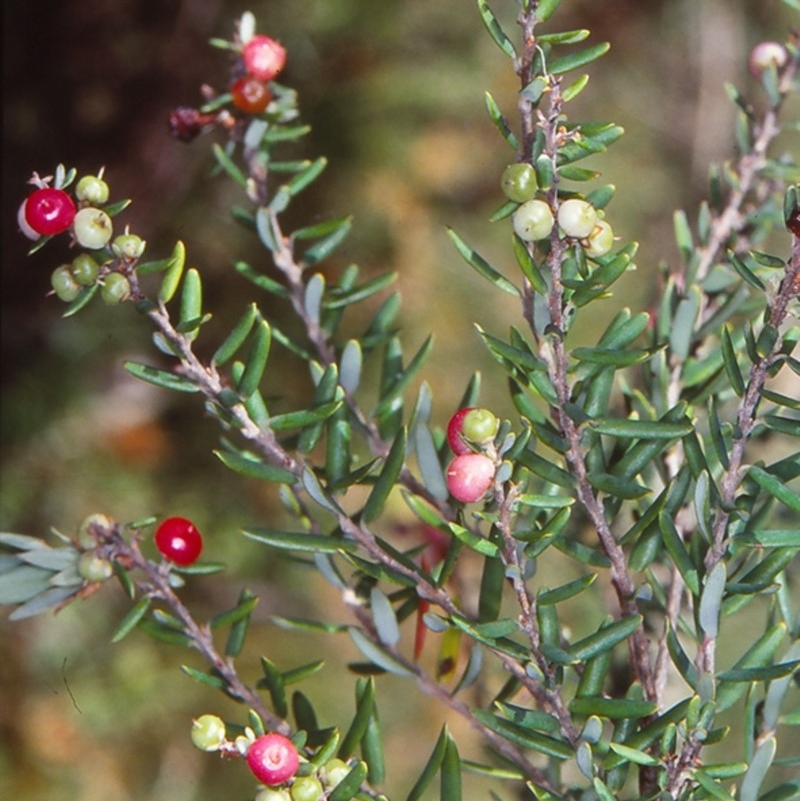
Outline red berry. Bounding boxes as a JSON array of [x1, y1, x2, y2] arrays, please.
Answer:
[[23, 187, 76, 236], [247, 733, 300, 786], [154, 517, 203, 566], [447, 407, 475, 455], [231, 76, 272, 115], [242, 35, 287, 82], [168, 107, 216, 142], [446, 453, 495, 503]]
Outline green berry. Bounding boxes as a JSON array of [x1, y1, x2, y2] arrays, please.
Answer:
[[101, 273, 131, 305], [290, 776, 323, 801], [501, 163, 538, 203], [461, 408, 499, 444], [77, 553, 114, 583], [77, 513, 113, 548], [319, 758, 351, 789], [73, 207, 113, 249], [255, 790, 293, 801], [75, 175, 110, 205], [112, 233, 146, 260], [584, 220, 614, 258], [191, 714, 227, 751], [557, 198, 597, 239], [51, 265, 81, 302], [70, 254, 100, 285], [512, 199, 554, 241]]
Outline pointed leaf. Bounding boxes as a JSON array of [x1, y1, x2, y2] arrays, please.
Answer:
[[447, 228, 519, 296]]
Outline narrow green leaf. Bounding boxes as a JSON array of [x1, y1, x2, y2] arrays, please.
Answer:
[[441, 732, 462, 801], [225, 588, 256, 657], [562, 73, 591, 103], [406, 727, 448, 801], [285, 157, 327, 196], [244, 527, 357, 554], [572, 347, 653, 367], [666, 624, 699, 688], [739, 530, 800, 547], [111, 597, 151, 642], [370, 587, 400, 647], [214, 448, 296, 484], [157, 240, 186, 303], [414, 423, 448, 501], [348, 629, 414, 677], [302, 218, 352, 266], [267, 401, 343, 431], [607, 742, 660, 766], [213, 304, 258, 365], [587, 471, 651, 500], [748, 465, 800, 513], [591, 418, 693, 439], [363, 428, 407, 523], [536, 0, 563, 23], [569, 696, 657, 719], [212, 142, 246, 186], [720, 326, 745, 396], [478, 551, 506, 622], [339, 680, 375, 760], [659, 510, 701, 596], [329, 762, 369, 801], [181, 665, 226, 689], [209, 594, 259, 630], [670, 287, 701, 361], [447, 523, 500, 558], [513, 235, 548, 294], [373, 335, 434, 421], [699, 561, 726, 637], [484, 91, 519, 150], [477, 0, 516, 58], [447, 228, 519, 296], [7, 585, 80, 620], [471, 710, 572, 759], [566, 615, 643, 662], [537, 574, 596, 606], [124, 361, 199, 393], [549, 42, 610, 75], [292, 690, 319, 733], [740, 737, 776, 801]]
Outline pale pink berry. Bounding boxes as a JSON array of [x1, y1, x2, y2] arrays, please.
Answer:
[[242, 35, 287, 81], [446, 453, 495, 503]]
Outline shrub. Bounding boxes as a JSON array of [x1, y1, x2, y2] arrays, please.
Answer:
[[2, 2, 799, 800]]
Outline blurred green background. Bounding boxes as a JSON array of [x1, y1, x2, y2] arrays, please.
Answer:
[[2, 1, 798, 800]]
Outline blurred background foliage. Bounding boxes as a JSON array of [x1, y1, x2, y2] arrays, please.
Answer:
[[1, 1, 798, 800]]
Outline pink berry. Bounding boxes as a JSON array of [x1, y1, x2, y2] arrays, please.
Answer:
[[154, 517, 203, 566], [446, 453, 495, 503], [748, 41, 788, 78], [247, 733, 300, 786], [242, 35, 287, 82], [23, 187, 76, 236], [447, 407, 475, 455]]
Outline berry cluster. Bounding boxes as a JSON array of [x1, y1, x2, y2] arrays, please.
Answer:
[[18, 167, 144, 306], [445, 407, 499, 503], [191, 715, 353, 801], [502, 162, 614, 258], [231, 33, 287, 115]]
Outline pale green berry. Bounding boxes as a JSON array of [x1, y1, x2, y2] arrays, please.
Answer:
[[584, 220, 614, 258], [101, 272, 131, 305], [51, 265, 81, 302], [70, 253, 100, 286], [319, 758, 351, 789], [77, 513, 113, 548], [290, 776, 323, 801], [512, 199, 554, 241], [191, 714, 227, 751], [557, 198, 597, 239], [75, 175, 110, 205], [501, 163, 538, 203], [255, 790, 293, 801], [462, 408, 499, 444], [73, 207, 113, 249], [77, 552, 114, 582], [112, 233, 146, 260]]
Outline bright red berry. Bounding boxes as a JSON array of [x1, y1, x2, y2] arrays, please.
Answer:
[[154, 517, 203, 566], [23, 187, 76, 236], [231, 76, 272, 114], [242, 35, 287, 81], [446, 453, 495, 503], [246, 733, 300, 786]]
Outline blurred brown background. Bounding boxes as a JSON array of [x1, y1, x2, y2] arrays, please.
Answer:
[[2, 1, 797, 800]]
